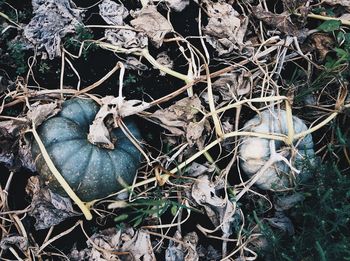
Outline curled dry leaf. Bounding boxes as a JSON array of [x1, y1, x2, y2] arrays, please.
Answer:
[[191, 175, 238, 237], [165, 231, 199, 261], [125, 56, 148, 71], [156, 51, 174, 76], [27, 101, 60, 127], [0, 235, 28, 252], [130, 5, 173, 48], [69, 227, 156, 261], [203, 1, 248, 56], [105, 28, 148, 49], [163, 0, 190, 12], [275, 193, 305, 211], [26, 176, 79, 230], [252, 5, 303, 38], [323, 0, 350, 6], [212, 71, 252, 99], [24, 0, 84, 59], [99, 0, 129, 26], [266, 211, 295, 235], [88, 96, 149, 148], [150, 96, 208, 146], [311, 33, 334, 61]]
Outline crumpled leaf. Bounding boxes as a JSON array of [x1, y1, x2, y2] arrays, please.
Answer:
[[69, 227, 156, 261], [163, 0, 190, 12], [130, 5, 173, 48], [88, 96, 150, 148], [275, 193, 305, 211], [150, 96, 208, 146], [197, 245, 221, 261], [27, 101, 59, 127], [185, 162, 215, 177], [26, 176, 79, 230], [0, 120, 35, 171], [212, 71, 252, 99], [165, 231, 199, 261], [105, 28, 148, 49], [203, 1, 248, 56], [191, 175, 238, 237], [323, 0, 350, 6], [252, 5, 304, 38], [0, 235, 28, 251], [99, 0, 129, 25], [24, 0, 84, 59], [155, 51, 173, 76], [311, 33, 334, 60], [266, 211, 295, 235], [125, 56, 148, 71]]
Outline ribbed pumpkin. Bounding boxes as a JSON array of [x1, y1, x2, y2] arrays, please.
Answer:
[[239, 110, 315, 190], [31, 98, 142, 201]]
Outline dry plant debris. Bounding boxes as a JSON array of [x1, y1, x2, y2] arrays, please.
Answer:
[[0, 0, 350, 260]]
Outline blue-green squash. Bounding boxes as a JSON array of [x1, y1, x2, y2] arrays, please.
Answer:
[[31, 98, 142, 201]]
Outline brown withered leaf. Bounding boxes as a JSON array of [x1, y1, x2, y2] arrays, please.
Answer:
[[323, 0, 350, 6], [212, 71, 252, 100], [0, 235, 28, 252], [88, 96, 150, 148], [27, 102, 60, 127], [150, 96, 208, 146], [191, 175, 239, 238], [165, 231, 199, 261], [155, 51, 173, 76], [69, 227, 156, 261], [163, 0, 189, 12], [130, 5, 172, 48], [26, 176, 79, 230], [252, 5, 300, 37], [203, 1, 248, 56], [311, 33, 334, 61], [99, 0, 129, 26]]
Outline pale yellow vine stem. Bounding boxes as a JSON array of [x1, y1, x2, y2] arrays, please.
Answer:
[[285, 99, 294, 145], [141, 49, 191, 83], [296, 13, 350, 26], [30, 125, 92, 220]]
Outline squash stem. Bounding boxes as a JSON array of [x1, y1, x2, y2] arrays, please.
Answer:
[[30, 125, 93, 220]]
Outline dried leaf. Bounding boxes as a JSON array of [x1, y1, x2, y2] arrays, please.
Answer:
[[26, 176, 79, 230], [151, 96, 207, 145], [163, 0, 189, 12], [27, 102, 59, 127], [99, 0, 129, 25], [165, 231, 199, 261], [212, 72, 252, 99], [311, 33, 334, 60], [191, 175, 238, 237], [24, 0, 84, 59], [130, 5, 173, 48], [105, 28, 148, 49], [88, 96, 149, 148], [266, 211, 295, 235], [155, 52, 173, 76], [323, 0, 350, 6], [252, 5, 301, 37], [275, 193, 305, 211], [70, 227, 156, 261], [125, 56, 148, 71], [0, 235, 28, 251], [203, 1, 248, 56], [197, 245, 221, 261]]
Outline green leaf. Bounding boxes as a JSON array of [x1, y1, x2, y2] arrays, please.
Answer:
[[171, 205, 178, 216], [114, 214, 129, 223], [317, 20, 341, 32]]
